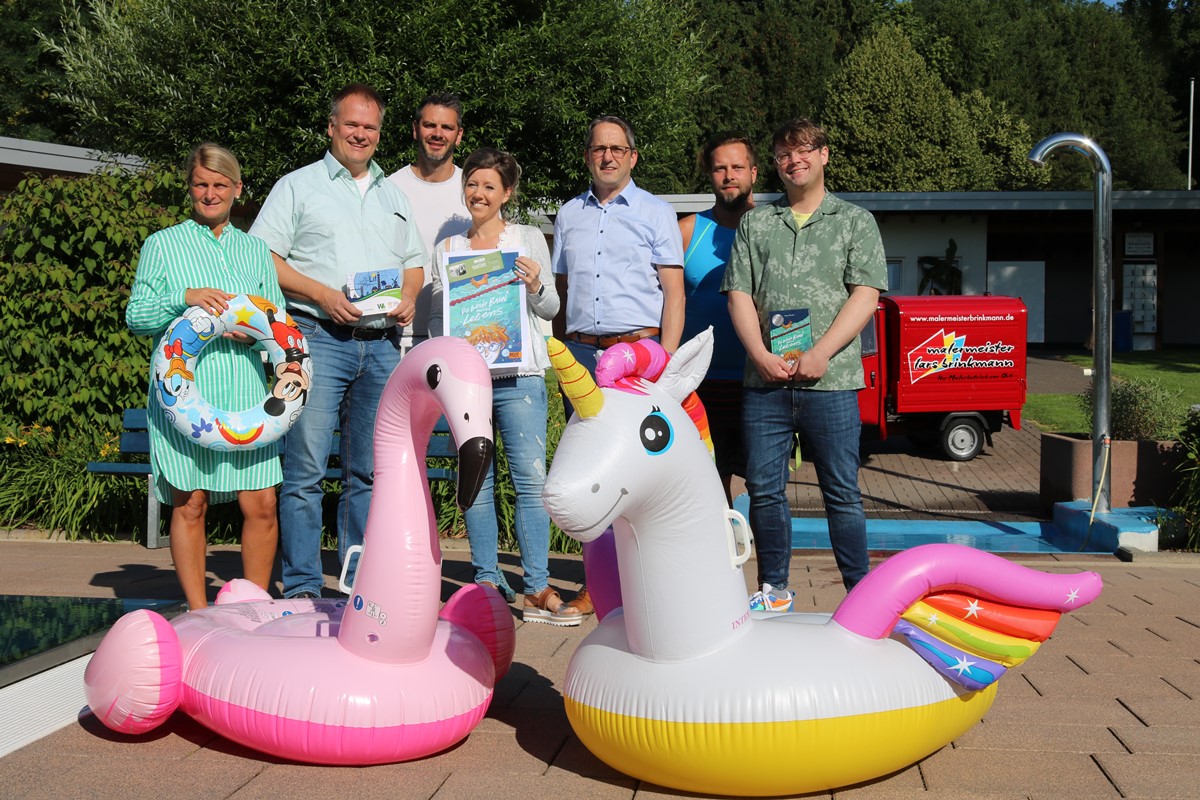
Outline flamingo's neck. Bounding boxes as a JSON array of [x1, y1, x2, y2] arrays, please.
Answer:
[[336, 379, 443, 664]]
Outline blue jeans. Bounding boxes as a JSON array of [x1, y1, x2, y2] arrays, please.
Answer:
[[279, 317, 400, 597], [742, 388, 868, 591], [465, 375, 552, 596]]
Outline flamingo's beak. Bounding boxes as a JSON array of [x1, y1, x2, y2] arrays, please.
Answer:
[[455, 436, 494, 510]]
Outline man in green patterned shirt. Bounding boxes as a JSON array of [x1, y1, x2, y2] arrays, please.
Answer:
[[721, 118, 887, 607]]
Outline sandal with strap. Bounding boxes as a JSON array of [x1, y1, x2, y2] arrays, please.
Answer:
[[523, 587, 583, 627]]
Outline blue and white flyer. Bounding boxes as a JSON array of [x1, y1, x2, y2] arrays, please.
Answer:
[[441, 248, 530, 375]]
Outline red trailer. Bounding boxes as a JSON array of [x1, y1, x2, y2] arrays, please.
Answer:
[[858, 295, 1027, 461]]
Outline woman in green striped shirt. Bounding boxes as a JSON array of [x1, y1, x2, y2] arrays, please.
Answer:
[[127, 143, 285, 609]]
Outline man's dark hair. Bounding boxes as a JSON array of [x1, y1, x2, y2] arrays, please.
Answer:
[[415, 92, 464, 127], [330, 83, 386, 120], [771, 118, 828, 153], [585, 115, 637, 152], [699, 131, 757, 172]]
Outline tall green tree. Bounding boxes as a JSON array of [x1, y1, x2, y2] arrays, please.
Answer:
[[46, 0, 710, 202], [823, 24, 988, 191], [1120, 0, 1200, 187], [0, 0, 79, 142], [691, 0, 891, 190], [907, 0, 1185, 190]]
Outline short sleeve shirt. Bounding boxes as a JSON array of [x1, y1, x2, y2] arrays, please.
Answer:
[[721, 193, 887, 390], [249, 152, 426, 327], [551, 179, 684, 335]]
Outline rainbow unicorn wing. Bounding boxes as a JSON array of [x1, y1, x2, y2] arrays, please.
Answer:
[[892, 592, 1064, 690], [832, 544, 1102, 692]]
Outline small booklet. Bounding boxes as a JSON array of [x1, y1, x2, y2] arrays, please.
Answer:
[[343, 268, 406, 318], [768, 308, 813, 367], [441, 248, 530, 374]]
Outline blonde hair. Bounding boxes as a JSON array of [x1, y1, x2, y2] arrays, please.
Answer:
[[186, 142, 242, 184], [465, 322, 508, 345]]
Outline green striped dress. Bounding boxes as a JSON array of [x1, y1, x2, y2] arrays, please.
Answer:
[[126, 219, 286, 505]]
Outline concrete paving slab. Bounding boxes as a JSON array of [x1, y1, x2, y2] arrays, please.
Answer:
[[230, 764, 453, 800], [1109, 725, 1200, 755], [919, 749, 1119, 797], [1116, 696, 1200, 727], [435, 768, 637, 799], [1092, 752, 1200, 799], [18, 753, 266, 800], [952, 721, 1127, 754], [1023, 672, 1190, 701]]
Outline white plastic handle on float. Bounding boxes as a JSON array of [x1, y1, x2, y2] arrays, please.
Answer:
[[339, 545, 363, 595], [725, 508, 753, 568]]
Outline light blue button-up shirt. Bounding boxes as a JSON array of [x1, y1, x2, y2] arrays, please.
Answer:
[[551, 179, 683, 335], [250, 152, 426, 324]]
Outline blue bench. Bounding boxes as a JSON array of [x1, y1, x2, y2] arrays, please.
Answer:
[[86, 408, 457, 549]]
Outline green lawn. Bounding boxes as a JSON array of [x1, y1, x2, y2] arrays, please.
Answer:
[[1024, 349, 1200, 434]]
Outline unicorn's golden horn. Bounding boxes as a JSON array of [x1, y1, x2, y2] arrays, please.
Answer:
[[548, 337, 603, 418]]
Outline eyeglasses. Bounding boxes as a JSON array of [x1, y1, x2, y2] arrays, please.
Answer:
[[772, 146, 822, 165], [587, 145, 633, 159]]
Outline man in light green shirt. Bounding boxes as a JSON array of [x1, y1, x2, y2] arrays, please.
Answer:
[[250, 83, 426, 599], [722, 117, 887, 604]]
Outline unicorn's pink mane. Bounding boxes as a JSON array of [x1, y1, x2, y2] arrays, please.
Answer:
[[594, 340, 714, 457]]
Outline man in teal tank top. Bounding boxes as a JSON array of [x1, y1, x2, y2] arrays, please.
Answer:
[[679, 132, 759, 504]]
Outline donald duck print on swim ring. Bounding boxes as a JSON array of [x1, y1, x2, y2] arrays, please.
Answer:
[[152, 293, 311, 449], [541, 330, 1104, 797]]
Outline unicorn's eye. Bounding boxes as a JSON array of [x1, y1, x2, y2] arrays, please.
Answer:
[[426, 364, 442, 389], [640, 409, 673, 455]]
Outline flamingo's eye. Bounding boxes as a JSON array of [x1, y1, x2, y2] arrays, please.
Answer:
[[640, 407, 673, 455], [426, 364, 442, 389]]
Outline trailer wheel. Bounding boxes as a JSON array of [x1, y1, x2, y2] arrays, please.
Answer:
[[941, 417, 984, 461]]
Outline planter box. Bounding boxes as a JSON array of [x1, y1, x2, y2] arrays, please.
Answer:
[[1040, 432, 1184, 509]]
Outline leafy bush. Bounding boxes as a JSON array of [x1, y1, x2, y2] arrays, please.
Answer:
[[0, 167, 189, 541], [0, 168, 188, 433], [1078, 376, 1183, 442], [1162, 406, 1200, 552], [0, 423, 144, 538]]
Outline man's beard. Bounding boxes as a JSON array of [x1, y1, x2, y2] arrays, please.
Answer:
[[419, 140, 453, 166], [714, 186, 753, 211]]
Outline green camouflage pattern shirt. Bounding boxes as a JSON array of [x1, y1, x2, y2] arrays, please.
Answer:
[[721, 192, 887, 390]]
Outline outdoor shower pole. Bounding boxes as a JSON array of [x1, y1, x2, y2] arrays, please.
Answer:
[[1028, 133, 1113, 514]]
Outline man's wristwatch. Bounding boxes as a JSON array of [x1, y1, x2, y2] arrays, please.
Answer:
[[534, 284, 545, 298]]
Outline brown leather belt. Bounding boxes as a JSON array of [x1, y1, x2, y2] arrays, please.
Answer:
[[565, 327, 660, 348]]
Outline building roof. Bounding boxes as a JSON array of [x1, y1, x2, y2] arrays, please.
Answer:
[[0, 136, 142, 176], [658, 190, 1200, 214]]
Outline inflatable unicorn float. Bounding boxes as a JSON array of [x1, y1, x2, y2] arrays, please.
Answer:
[[542, 330, 1104, 796], [84, 337, 516, 765]]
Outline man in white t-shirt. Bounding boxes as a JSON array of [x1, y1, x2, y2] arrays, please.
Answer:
[[387, 92, 472, 352]]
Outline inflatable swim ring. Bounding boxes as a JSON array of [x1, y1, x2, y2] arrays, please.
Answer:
[[85, 337, 516, 764], [542, 333, 1104, 796], [152, 293, 311, 450]]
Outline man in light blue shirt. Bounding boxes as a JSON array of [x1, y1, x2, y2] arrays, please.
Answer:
[[250, 83, 426, 600], [550, 115, 685, 618], [552, 116, 685, 359]]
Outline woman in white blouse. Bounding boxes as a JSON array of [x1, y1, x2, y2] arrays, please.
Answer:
[[429, 147, 581, 626]]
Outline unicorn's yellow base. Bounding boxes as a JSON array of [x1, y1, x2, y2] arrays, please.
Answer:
[[565, 685, 997, 796]]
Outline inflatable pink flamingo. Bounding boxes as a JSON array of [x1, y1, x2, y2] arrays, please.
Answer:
[[542, 330, 1104, 796], [84, 337, 515, 765]]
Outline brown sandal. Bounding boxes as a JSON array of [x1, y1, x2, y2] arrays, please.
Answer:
[[522, 587, 582, 626]]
